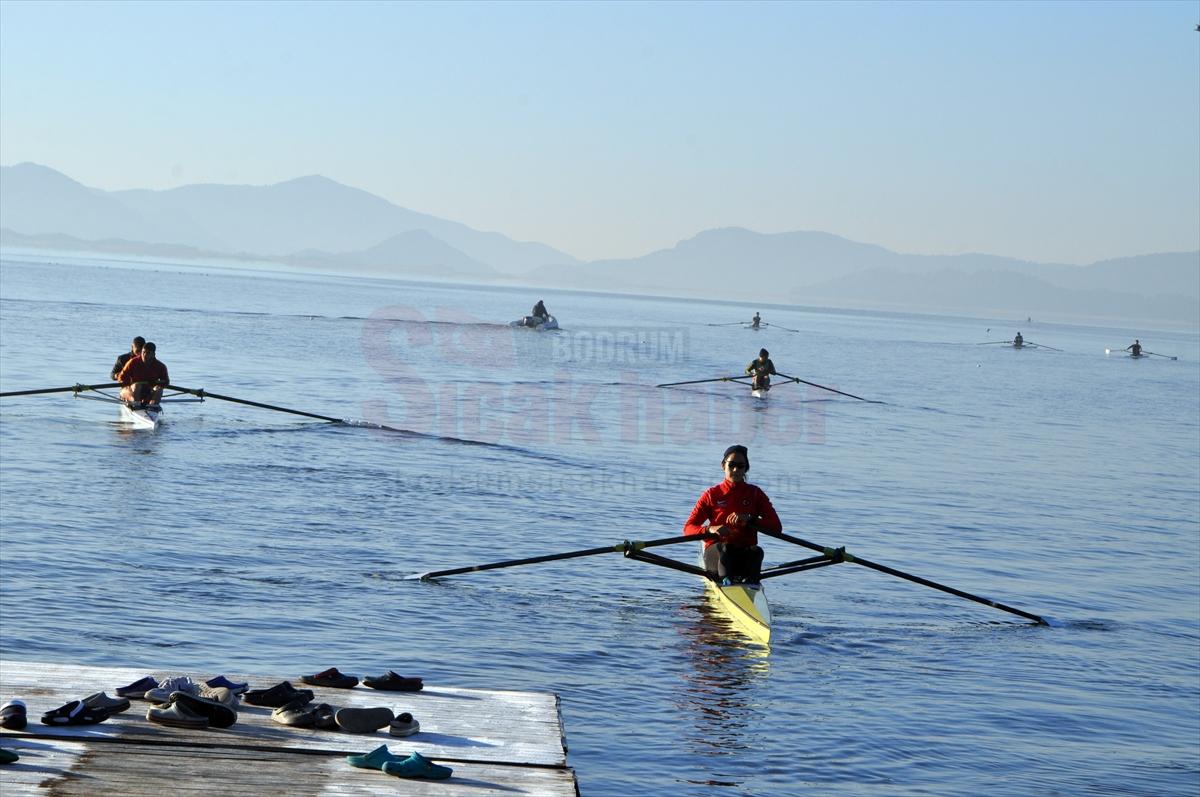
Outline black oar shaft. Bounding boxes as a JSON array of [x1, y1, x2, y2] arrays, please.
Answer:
[[656, 375, 750, 388], [759, 529, 1046, 624], [420, 543, 627, 579], [775, 373, 876, 403], [767, 553, 836, 571], [850, 552, 1046, 624], [167, 385, 341, 423], [0, 382, 119, 398], [624, 549, 708, 577], [415, 533, 707, 580], [760, 558, 842, 579]]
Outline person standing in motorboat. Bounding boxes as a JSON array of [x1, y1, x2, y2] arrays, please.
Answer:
[[117, 341, 169, 408], [111, 336, 145, 380], [684, 445, 782, 585], [531, 300, 549, 322], [745, 348, 776, 391]]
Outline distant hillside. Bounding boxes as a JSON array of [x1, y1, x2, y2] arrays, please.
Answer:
[[797, 267, 1199, 327], [2, 163, 1196, 328], [0, 227, 500, 282], [529, 228, 1199, 327], [0, 228, 229, 261], [0, 162, 179, 245], [291, 229, 500, 279], [0, 163, 580, 274]]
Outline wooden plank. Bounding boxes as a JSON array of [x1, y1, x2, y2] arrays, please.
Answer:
[[0, 737, 579, 796], [0, 660, 567, 767]]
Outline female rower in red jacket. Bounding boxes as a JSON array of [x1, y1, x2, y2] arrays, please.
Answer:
[[684, 444, 782, 585]]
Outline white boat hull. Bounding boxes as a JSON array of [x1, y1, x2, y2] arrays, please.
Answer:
[[120, 403, 162, 429]]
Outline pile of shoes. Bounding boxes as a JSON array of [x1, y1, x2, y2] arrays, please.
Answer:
[[110, 673, 244, 730], [261, 668, 422, 734], [147, 687, 240, 730], [3, 665, 426, 742]]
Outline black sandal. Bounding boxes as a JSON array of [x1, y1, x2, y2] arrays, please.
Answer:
[[41, 699, 110, 725]]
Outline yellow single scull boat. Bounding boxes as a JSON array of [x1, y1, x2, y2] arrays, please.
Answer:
[[706, 578, 772, 644]]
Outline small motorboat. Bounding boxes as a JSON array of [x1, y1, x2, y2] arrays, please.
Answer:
[[511, 314, 559, 331]]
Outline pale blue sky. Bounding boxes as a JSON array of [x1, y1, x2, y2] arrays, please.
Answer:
[[1, 0, 1197, 263]]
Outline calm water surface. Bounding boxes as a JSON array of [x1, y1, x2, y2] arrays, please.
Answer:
[[1, 252, 1198, 796]]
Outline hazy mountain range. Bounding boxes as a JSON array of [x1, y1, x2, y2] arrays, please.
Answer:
[[2, 162, 1196, 327]]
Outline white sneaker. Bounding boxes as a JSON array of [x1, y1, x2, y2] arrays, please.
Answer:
[[144, 676, 198, 704]]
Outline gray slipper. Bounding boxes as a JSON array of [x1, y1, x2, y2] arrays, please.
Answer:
[[335, 706, 394, 733], [83, 692, 131, 715], [272, 699, 322, 727], [146, 700, 208, 729], [170, 691, 237, 728], [388, 712, 420, 737]]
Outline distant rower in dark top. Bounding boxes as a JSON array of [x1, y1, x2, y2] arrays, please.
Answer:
[[1126, 339, 1142, 356], [1014, 332, 1024, 347], [117, 341, 169, 408], [685, 445, 782, 585], [746, 348, 776, 391], [111, 336, 146, 380], [751, 312, 761, 330]]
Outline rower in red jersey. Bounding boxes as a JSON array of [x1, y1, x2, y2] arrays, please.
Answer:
[[684, 444, 782, 585], [117, 341, 169, 408]]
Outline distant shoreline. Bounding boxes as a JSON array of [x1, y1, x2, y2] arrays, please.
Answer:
[[4, 244, 1196, 338]]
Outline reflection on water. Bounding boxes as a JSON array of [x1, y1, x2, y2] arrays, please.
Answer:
[[672, 595, 771, 765]]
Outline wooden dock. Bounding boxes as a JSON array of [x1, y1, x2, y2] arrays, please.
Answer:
[[0, 660, 577, 796]]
